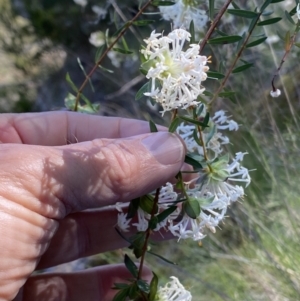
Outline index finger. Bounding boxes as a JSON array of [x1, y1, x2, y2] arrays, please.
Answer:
[[0, 111, 164, 146]]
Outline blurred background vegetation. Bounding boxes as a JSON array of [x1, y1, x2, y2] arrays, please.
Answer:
[[1, 0, 300, 300]]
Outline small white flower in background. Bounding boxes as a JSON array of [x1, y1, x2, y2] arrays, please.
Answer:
[[155, 277, 192, 301], [92, 5, 107, 20], [297, 3, 300, 20], [89, 31, 105, 47], [159, 0, 208, 33], [141, 29, 209, 114], [73, 0, 87, 7], [270, 88, 281, 98]]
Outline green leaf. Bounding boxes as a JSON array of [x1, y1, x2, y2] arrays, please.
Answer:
[[257, 17, 282, 26], [232, 63, 254, 73], [184, 155, 203, 170], [193, 128, 202, 147], [127, 198, 140, 219], [147, 250, 177, 265], [133, 20, 155, 26], [112, 22, 129, 37], [208, 35, 243, 44], [231, 2, 241, 9], [140, 195, 157, 215], [209, 0, 215, 20], [189, 20, 195, 44], [124, 254, 138, 278], [202, 112, 210, 128], [168, 116, 181, 133], [207, 70, 225, 79], [246, 36, 268, 48], [218, 91, 236, 97], [95, 44, 106, 63], [149, 216, 158, 230], [285, 30, 291, 51], [294, 42, 300, 48], [214, 29, 228, 37], [270, 0, 284, 2], [152, 0, 176, 6], [113, 47, 133, 54], [156, 206, 177, 223], [262, 10, 274, 17], [149, 120, 158, 132], [135, 82, 150, 100], [183, 198, 200, 219], [98, 65, 114, 73], [227, 9, 259, 18], [137, 280, 150, 294], [285, 10, 295, 25], [77, 58, 94, 92], [66, 73, 78, 93], [260, 0, 273, 12], [179, 115, 209, 127], [112, 288, 129, 301], [113, 283, 131, 290], [149, 273, 159, 301]]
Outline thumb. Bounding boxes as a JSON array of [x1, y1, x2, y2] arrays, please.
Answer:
[[57, 131, 186, 213]]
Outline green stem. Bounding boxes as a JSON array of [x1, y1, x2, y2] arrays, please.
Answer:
[[137, 187, 160, 280], [208, 13, 262, 106]]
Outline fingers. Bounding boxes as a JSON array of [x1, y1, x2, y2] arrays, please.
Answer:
[[37, 206, 173, 270], [0, 112, 165, 145], [0, 131, 185, 218], [15, 264, 152, 301]]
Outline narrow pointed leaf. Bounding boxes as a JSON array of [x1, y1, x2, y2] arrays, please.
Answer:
[[113, 47, 133, 54], [227, 9, 259, 18], [156, 206, 177, 223], [179, 115, 209, 127], [168, 116, 181, 133], [149, 120, 158, 132], [66, 73, 78, 93], [232, 63, 254, 73], [127, 198, 140, 219], [285, 10, 295, 25], [149, 273, 159, 301], [207, 71, 225, 79], [246, 36, 267, 48], [137, 280, 150, 294], [184, 155, 202, 170], [260, 0, 273, 12], [133, 20, 155, 26], [231, 2, 240, 9], [135, 82, 150, 100], [140, 195, 157, 214], [208, 35, 243, 44], [124, 254, 138, 278], [112, 288, 129, 301], [209, 0, 215, 20], [147, 250, 177, 265], [152, 0, 175, 6], [189, 20, 195, 44], [257, 17, 282, 26], [95, 44, 107, 63], [285, 31, 291, 51], [183, 198, 200, 219]]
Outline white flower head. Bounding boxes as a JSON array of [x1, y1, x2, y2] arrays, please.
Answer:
[[141, 29, 209, 114], [177, 110, 238, 160], [73, 0, 87, 7], [156, 277, 192, 301], [89, 31, 105, 47], [169, 153, 250, 241], [270, 88, 281, 98], [159, 0, 208, 32]]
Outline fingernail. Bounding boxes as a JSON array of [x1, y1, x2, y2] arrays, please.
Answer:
[[142, 132, 185, 165]]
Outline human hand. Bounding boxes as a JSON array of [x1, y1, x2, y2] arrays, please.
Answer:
[[0, 112, 185, 301]]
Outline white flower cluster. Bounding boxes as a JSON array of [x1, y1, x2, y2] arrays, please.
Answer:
[[159, 0, 208, 32], [117, 110, 250, 241], [73, 0, 87, 7], [155, 277, 192, 301], [270, 88, 281, 98], [141, 29, 209, 114], [177, 110, 239, 160]]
